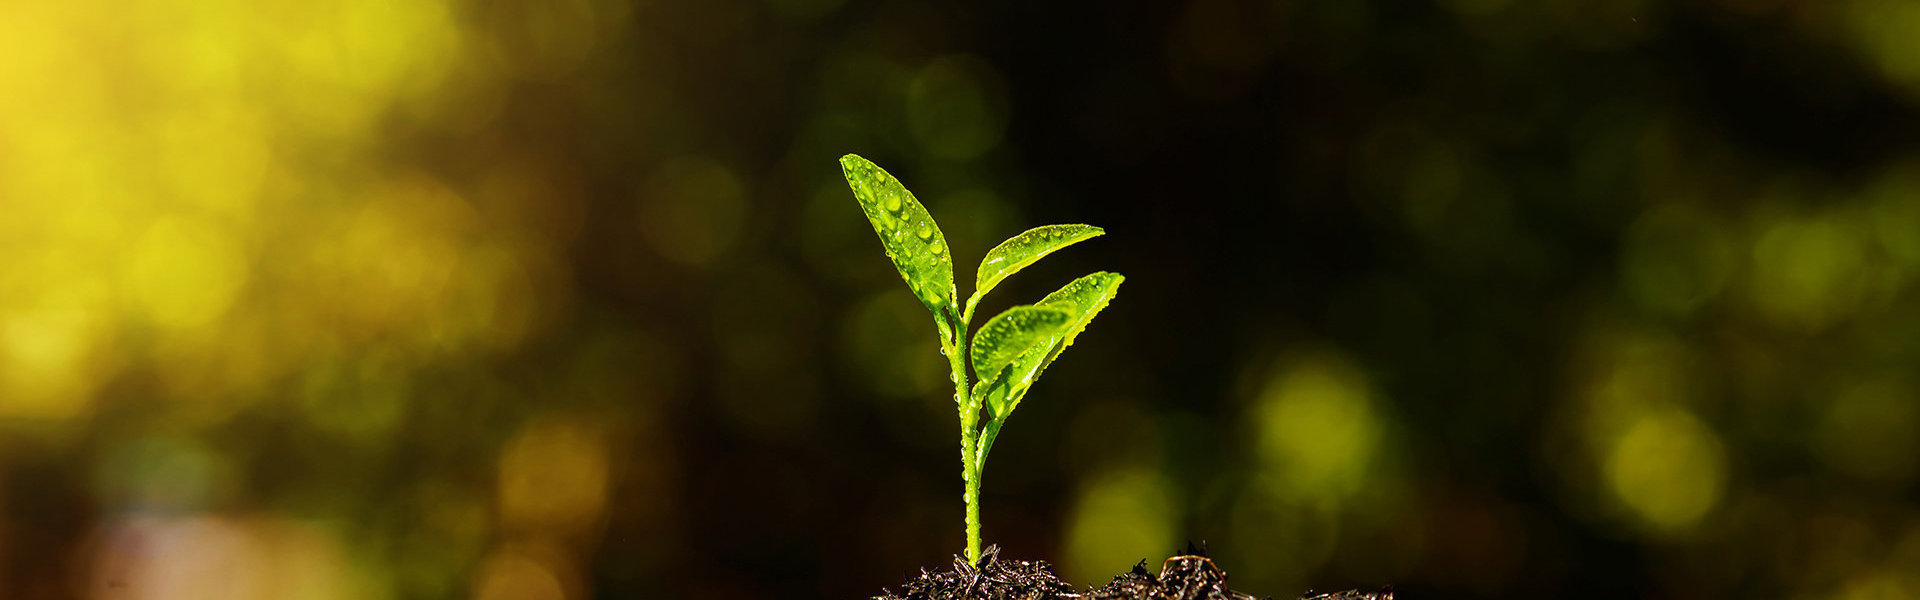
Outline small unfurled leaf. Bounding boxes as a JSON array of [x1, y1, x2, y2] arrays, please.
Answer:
[[973, 417, 1006, 476], [841, 154, 957, 338], [970, 375, 1009, 417], [970, 305, 1070, 383], [989, 272, 1125, 418], [966, 224, 1104, 321]]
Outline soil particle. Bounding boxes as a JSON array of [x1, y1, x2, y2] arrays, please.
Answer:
[[874, 544, 1391, 600]]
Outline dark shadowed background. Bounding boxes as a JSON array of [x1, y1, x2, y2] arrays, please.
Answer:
[[4, 0, 1920, 598]]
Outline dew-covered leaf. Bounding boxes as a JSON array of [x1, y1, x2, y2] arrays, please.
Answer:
[[966, 224, 1104, 321], [840, 154, 957, 338], [988, 272, 1125, 418], [969, 305, 1070, 383], [1035, 271, 1124, 364]]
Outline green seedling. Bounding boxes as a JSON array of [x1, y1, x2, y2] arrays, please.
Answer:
[[840, 154, 1124, 566]]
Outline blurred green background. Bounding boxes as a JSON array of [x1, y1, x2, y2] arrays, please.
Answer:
[[4, 0, 1920, 598]]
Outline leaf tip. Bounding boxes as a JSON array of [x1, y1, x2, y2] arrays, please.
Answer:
[[839, 154, 881, 182]]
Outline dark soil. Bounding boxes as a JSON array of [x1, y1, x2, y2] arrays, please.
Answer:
[[874, 544, 1392, 600]]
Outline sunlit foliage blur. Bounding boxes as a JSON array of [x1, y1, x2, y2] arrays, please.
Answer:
[[6, 0, 1920, 598], [1, 0, 615, 597]]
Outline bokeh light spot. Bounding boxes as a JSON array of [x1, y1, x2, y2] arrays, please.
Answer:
[[1251, 352, 1382, 501], [1063, 467, 1177, 585], [498, 417, 611, 538], [121, 218, 250, 332], [1602, 407, 1726, 534], [0, 285, 112, 420], [1749, 211, 1870, 331]]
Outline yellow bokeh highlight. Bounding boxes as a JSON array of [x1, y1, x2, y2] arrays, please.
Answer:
[[1220, 350, 1407, 593], [1063, 467, 1177, 585], [1572, 327, 1728, 535], [1251, 352, 1382, 501], [1601, 407, 1726, 534], [0, 280, 114, 420], [122, 218, 251, 331], [498, 417, 611, 538], [1749, 209, 1874, 331], [0, 0, 575, 425]]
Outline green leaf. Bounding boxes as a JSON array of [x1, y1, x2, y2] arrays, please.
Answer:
[[966, 224, 1104, 323], [969, 376, 1008, 415], [974, 417, 1006, 477], [840, 154, 957, 338], [1035, 271, 1124, 364], [988, 272, 1125, 418], [969, 305, 1071, 383]]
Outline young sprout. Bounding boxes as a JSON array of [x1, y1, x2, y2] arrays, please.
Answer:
[[840, 154, 1124, 566]]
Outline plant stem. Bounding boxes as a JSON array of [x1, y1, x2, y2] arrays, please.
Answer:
[[943, 318, 981, 566], [961, 410, 981, 565]]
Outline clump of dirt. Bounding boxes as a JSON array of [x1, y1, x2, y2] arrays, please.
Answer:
[[874, 545, 1074, 600], [873, 543, 1392, 600]]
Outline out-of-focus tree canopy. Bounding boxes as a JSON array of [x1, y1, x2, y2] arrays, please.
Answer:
[[2, 0, 1919, 599]]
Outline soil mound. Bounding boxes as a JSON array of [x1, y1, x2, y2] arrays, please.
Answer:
[[875, 544, 1391, 600]]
